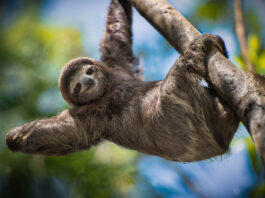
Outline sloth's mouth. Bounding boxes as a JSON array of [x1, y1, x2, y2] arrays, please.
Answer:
[[85, 81, 94, 91]]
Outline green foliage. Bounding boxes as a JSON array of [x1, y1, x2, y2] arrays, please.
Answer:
[[243, 137, 263, 175], [0, 143, 138, 198], [235, 34, 265, 74], [0, 15, 84, 130], [249, 181, 265, 198], [245, 11, 262, 35], [197, 1, 227, 21], [191, 0, 231, 25], [45, 142, 138, 198]]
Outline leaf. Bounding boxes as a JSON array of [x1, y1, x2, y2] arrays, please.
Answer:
[[248, 34, 259, 52], [198, 2, 222, 21], [244, 137, 263, 174], [258, 51, 265, 71], [235, 56, 246, 70], [248, 34, 259, 65]]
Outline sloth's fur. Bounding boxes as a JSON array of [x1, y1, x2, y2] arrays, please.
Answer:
[[6, 0, 238, 162]]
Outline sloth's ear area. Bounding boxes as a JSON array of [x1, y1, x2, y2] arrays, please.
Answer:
[[5, 110, 97, 156]]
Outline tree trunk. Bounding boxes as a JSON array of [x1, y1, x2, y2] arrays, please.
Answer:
[[128, 0, 265, 164]]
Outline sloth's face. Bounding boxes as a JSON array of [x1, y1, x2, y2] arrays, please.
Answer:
[[69, 63, 106, 105]]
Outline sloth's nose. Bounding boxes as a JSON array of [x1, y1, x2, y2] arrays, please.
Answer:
[[81, 76, 93, 87]]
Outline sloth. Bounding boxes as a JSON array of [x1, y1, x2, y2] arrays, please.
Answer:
[[5, 0, 238, 162]]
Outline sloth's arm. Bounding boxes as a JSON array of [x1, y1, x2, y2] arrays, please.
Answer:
[[100, 0, 140, 77], [5, 110, 92, 155]]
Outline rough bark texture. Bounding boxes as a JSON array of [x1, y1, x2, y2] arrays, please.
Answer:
[[128, 0, 265, 164]]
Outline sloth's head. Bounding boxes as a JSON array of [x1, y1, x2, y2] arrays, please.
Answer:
[[59, 57, 109, 106]]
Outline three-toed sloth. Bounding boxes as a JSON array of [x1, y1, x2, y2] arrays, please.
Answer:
[[6, 0, 238, 162]]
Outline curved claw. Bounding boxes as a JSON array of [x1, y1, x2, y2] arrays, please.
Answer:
[[5, 121, 38, 152]]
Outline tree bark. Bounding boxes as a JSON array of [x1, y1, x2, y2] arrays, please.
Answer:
[[128, 0, 265, 164]]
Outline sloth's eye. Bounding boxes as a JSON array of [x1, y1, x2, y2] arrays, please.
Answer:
[[86, 68, 94, 75]]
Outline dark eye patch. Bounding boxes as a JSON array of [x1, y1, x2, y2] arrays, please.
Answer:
[[73, 83, 81, 96], [86, 68, 94, 75]]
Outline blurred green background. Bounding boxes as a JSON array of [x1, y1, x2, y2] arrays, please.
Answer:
[[1, 0, 265, 197]]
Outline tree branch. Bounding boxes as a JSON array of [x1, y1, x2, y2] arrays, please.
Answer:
[[128, 0, 265, 164], [234, 0, 254, 71], [129, 0, 200, 54]]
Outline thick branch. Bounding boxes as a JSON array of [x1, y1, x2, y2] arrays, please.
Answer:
[[128, 0, 265, 164], [128, 0, 200, 54], [234, 0, 254, 71]]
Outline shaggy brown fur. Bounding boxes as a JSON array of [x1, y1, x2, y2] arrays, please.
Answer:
[[5, 0, 238, 162]]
